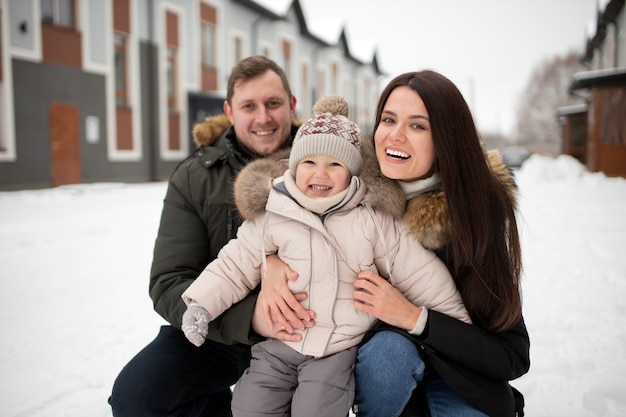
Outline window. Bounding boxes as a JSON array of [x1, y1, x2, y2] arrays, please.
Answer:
[[331, 62, 338, 93], [201, 22, 216, 68], [282, 40, 292, 84], [364, 77, 371, 111], [0, 8, 3, 151], [300, 62, 311, 118], [41, 0, 75, 28], [167, 46, 178, 111], [571, 120, 586, 148], [317, 68, 325, 98], [0, 84, 4, 151], [234, 36, 243, 66], [114, 33, 128, 106]]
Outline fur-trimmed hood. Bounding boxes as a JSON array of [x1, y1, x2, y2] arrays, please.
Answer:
[[400, 148, 517, 250], [233, 148, 292, 220], [192, 114, 233, 148], [233, 135, 517, 250]]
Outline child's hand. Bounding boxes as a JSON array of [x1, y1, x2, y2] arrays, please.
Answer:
[[182, 301, 211, 347]]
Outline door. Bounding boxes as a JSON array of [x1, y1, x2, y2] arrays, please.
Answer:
[[50, 103, 81, 186]]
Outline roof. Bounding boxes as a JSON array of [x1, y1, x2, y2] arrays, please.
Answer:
[[232, 0, 284, 20], [556, 103, 588, 117], [241, 0, 384, 75], [583, 0, 625, 62], [570, 67, 626, 91]]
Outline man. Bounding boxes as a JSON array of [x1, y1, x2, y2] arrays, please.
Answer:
[[109, 56, 310, 417]]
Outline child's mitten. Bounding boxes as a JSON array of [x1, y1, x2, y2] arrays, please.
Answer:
[[182, 301, 211, 347]]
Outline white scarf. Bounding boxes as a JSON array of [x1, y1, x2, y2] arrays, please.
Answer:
[[398, 173, 441, 200], [282, 170, 360, 214]]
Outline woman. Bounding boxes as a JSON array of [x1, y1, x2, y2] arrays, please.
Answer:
[[349, 70, 530, 417], [260, 70, 530, 416]]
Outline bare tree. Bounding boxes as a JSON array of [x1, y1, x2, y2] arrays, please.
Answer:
[[514, 51, 587, 155]]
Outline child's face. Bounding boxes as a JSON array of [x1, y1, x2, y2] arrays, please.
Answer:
[[295, 154, 351, 198]]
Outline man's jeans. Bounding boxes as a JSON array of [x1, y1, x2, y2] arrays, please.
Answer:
[[354, 330, 488, 417]]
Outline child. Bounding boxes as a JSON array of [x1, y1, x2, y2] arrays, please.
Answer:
[[181, 95, 470, 417]]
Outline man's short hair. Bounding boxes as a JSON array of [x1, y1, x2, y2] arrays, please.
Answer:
[[226, 55, 293, 104]]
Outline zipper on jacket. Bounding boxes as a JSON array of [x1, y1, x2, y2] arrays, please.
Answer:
[[227, 207, 233, 241]]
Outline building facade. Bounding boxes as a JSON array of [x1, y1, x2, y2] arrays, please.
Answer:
[[561, 0, 626, 177], [0, 0, 383, 190]]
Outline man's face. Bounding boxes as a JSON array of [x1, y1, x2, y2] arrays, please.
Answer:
[[224, 70, 296, 156]]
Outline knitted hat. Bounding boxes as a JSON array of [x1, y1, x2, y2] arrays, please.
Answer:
[[289, 95, 363, 175]]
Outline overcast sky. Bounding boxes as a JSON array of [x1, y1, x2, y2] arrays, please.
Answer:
[[291, 0, 599, 136]]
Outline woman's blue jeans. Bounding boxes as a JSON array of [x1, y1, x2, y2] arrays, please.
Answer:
[[354, 330, 488, 417], [354, 331, 424, 417]]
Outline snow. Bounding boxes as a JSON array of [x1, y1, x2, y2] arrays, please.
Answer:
[[1, 155, 625, 416]]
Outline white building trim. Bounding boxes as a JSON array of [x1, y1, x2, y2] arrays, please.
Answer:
[[158, 0, 189, 161]]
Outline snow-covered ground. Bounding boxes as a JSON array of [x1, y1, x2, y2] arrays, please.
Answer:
[[1, 154, 625, 416]]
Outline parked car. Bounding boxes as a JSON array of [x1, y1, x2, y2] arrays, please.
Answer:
[[500, 146, 531, 168]]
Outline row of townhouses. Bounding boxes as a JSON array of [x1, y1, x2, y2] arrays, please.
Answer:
[[560, 0, 626, 177], [0, 0, 384, 190]]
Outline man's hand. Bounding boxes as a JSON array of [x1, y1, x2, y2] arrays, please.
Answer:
[[257, 254, 316, 334], [252, 301, 303, 342]]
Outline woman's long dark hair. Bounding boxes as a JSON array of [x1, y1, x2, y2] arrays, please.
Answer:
[[374, 71, 522, 332]]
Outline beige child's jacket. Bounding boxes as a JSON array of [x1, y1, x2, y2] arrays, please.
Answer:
[[182, 158, 470, 358]]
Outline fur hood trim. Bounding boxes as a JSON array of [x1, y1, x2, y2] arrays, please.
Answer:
[[193, 114, 232, 148], [403, 148, 517, 250], [486, 148, 518, 211], [233, 137, 517, 251], [233, 149, 291, 220], [358, 138, 406, 220]]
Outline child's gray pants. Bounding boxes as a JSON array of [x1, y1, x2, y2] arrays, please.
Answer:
[[232, 339, 357, 417]]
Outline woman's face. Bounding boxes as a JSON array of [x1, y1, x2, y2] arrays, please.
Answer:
[[374, 86, 436, 182]]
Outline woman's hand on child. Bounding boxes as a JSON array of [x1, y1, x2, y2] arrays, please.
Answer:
[[353, 270, 422, 331]]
